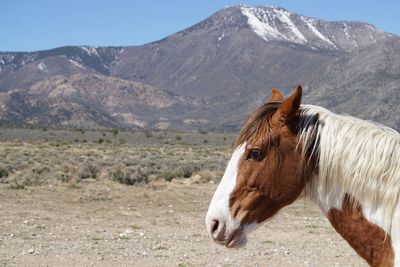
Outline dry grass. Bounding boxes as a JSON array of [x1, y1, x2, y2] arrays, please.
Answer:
[[0, 129, 233, 188]]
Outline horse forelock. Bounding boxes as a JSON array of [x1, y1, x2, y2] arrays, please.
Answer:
[[235, 101, 281, 149]]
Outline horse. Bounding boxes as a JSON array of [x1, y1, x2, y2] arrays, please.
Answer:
[[205, 85, 400, 267]]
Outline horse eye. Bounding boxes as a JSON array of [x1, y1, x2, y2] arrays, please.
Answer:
[[247, 149, 261, 160]]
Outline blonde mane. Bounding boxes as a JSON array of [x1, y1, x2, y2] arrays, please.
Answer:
[[299, 104, 400, 231]]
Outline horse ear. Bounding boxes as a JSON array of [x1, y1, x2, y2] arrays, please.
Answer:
[[278, 85, 302, 119], [269, 88, 284, 102]]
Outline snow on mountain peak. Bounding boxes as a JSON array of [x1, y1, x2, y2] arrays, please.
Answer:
[[80, 46, 100, 57], [240, 6, 307, 44], [38, 62, 46, 72], [239, 5, 386, 51], [300, 17, 337, 48]]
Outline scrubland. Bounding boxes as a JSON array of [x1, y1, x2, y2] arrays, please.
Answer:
[[0, 129, 233, 189]]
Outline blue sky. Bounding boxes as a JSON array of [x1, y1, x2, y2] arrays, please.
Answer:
[[1, 0, 399, 52]]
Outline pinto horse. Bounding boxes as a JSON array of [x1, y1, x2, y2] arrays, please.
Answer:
[[205, 85, 400, 266]]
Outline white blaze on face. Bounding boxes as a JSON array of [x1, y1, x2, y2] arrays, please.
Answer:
[[205, 144, 245, 238]]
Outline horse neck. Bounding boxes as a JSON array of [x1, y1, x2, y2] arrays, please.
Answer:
[[299, 105, 400, 231], [296, 105, 400, 265]]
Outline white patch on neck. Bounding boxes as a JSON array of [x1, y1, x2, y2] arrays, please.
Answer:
[[300, 104, 400, 263], [205, 144, 245, 234], [310, 187, 400, 265], [302, 104, 400, 232], [391, 202, 400, 266]]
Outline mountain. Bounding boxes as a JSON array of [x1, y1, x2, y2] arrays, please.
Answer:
[[112, 6, 390, 97], [0, 46, 123, 79], [0, 73, 200, 128], [0, 5, 399, 130], [306, 37, 400, 130]]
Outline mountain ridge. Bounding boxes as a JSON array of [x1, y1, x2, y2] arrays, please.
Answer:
[[0, 5, 399, 130]]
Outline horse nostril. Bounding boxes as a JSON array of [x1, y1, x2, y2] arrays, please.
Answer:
[[211, 219, 219, 235], [206, 215, 226, 241]]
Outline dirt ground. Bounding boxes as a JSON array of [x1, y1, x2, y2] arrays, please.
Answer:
[[0, 178, 366, 267]]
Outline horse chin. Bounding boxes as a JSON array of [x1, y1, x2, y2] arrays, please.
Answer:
[[226, 233, 248, 248], [224, 226, 248, 248], [225, 221, 262, 248]]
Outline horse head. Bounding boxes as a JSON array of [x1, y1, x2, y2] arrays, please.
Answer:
[[205, 85, 312, 248]]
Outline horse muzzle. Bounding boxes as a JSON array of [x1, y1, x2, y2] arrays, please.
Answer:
[[205, 213, 248, 248]]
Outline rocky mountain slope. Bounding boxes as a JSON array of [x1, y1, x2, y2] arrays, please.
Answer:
[[306, 37, 400, 130], [0, 5, 398, 130], [0, 73, 200, 128]]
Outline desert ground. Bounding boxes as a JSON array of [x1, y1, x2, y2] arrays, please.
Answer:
[[0, 129, 366, 266]]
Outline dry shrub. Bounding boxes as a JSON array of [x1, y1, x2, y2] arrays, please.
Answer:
[[108, 165, 149, 185], [78, 163, 99, 179], [0, 139, 231, 187], [0, 164, 11, 180]]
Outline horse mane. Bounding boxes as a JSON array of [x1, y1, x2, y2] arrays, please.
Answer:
[[299, 104, 400, 231], [236, 101, 400, 231], [235, 101, 281, 148]]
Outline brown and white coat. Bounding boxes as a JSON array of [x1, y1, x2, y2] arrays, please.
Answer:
[[206, 86, 400, 267]]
